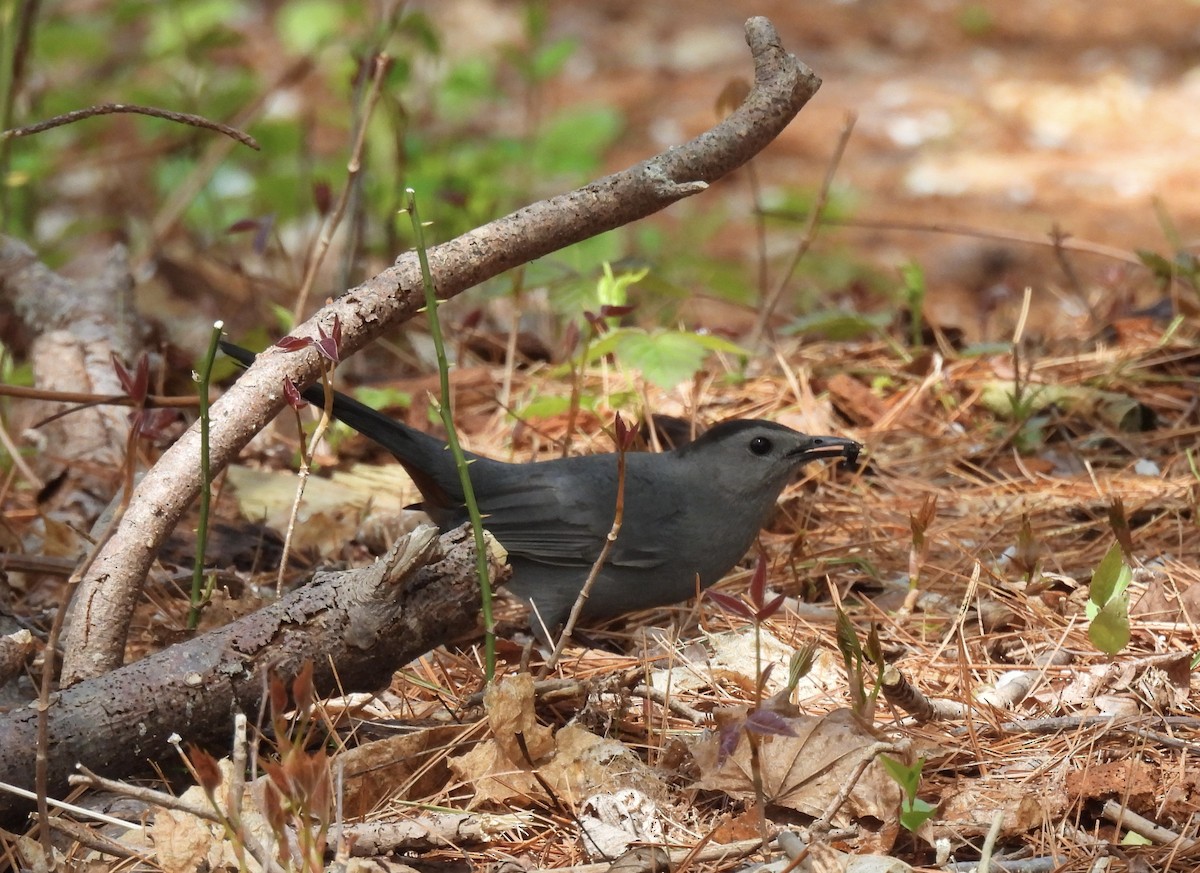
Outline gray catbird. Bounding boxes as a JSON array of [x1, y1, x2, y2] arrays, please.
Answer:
[[222, 342, 860, 636]]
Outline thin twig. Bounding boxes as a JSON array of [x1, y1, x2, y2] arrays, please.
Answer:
[[812, 741, 896, 832], [1, 102, 259, 147], [290, 53, 390, 323], [793, 214, 1144, 264], [275, 358, 336, 595], [143, 58, 311, 262], [630, 684, 707, 724], [42, 815, 151, 862], [188, 320, 225, 628], [749, 112, 856, 347], [405, 187, 499, 681], [544, 420, 632, 672], [0, 778, 138, 829], [0, 382, 203, 407]]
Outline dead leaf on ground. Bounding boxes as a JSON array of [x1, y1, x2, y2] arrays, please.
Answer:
[[448, 673, 670, 811], [693, 708, 901, 832], [937, 780, 1054, 840]]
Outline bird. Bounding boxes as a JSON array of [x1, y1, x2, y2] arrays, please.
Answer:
[[221, 342, 860, 639]]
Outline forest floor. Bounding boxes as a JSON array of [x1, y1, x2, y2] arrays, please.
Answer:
[[3, 2, 1200, 871]]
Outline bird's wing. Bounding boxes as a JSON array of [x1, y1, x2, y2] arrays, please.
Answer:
[[472, 464, 676, 570]]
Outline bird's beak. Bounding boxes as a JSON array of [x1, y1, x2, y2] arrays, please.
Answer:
[[792, 436, 862, 468]]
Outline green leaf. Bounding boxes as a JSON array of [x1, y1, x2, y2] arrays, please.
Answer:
[[616, 331, 707, 389], [834, 606, 862, 664], [596, 263, 649, 309], [1090, 542, 1132, 607], [585, 328, 747, 391], [353, 387, 412, 413], [531, 106, 623, 178], [277, 0, 346, 52], [147, 0, 239, 54], [1088, 592, 1131, 655], [1136, 249, 1176, 281], [899, 796, 937, 832], [517, 394, 573, 421], [879, 754, 923, 800], [529, 37, 578, 81], [440, 58, 498, 118], [1120, 830, 1153, 846]]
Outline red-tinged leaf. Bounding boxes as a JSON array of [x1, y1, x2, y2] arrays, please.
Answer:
[[313, 336, 339, 363], [292, 662, 314, 712], [562, 320, 580, 353], [909, 494, 938, 539], [749, 555, 768, 609], [133, 355, 149, 400], [312, 180, 332, 216], [226, 217, 262, 234], [111, 354, 134, 396], [112, 353, 149, 402], [260, 763, 287, 833], [226, 215, 274, 254], [717, 722, 744, 764], [314, 319, 341, 363], [135, 407, 179, 441], [755, 593, 787, 621], [707, 590, 755, 620], [276, 335, 313, 352], [187, 745, 223, 793], [283, 378, 307, 410], [613, 413, 636, 451], [599, 303, 635, 319], [583, 310, 607, 335], [1108, 497, 1134, 559], [743, 708, 798, 737], [461, 308, 483, 330], [268, 672, 288, 721], [252, 214, 274, 255], [756, 662, 776, 698]]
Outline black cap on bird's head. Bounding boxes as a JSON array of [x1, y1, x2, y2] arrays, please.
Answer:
[[680, 418, 860, 468]]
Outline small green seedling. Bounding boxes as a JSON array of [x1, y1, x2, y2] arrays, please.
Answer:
[[879, 754, 937, 832], [1086, 541, 1132, 655]]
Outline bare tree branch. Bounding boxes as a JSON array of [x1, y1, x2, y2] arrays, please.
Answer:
[[0, 525, 493, 824]]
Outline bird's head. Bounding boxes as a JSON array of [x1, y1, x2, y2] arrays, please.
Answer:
[[676, 419, 860, 495]]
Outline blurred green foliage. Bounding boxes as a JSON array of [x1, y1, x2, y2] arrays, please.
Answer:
[[3, 1, 621, 254], [1, 0, 886, 365]]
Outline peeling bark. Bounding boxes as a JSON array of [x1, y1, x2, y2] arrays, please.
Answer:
[[0, 525, 499, 825]]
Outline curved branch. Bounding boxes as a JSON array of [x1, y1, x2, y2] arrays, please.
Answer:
[[61, 17, 820, 682], [1, 526, 490, 824]]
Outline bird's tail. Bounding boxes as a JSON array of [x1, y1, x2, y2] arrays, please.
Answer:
[[218, 340, 454, 471]]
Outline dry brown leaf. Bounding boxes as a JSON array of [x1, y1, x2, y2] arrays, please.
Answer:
[[938, 780, 1056, 839], [149, 808, 210, 873], [340, 723, 479, 817], [449, 673, 671, 810], [693, 708, 900, 827], [485, 672, 555, 766], [826, 372, 890, 428], [224, 463, 411, 553], [1132, 573, 1200, 625], [447, 673, 552, 806]]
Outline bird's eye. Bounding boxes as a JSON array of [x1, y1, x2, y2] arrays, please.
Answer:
[[749, 436, 773, 456]]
